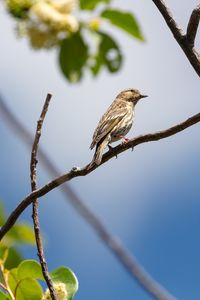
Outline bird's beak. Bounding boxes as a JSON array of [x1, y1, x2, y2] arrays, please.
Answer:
[[140, 95, 148, 99]]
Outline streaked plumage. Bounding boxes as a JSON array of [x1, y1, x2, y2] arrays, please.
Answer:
[[90, 88, 147, 165]]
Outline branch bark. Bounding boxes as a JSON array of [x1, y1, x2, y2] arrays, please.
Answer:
[[0, 2, 199, 300], [0, 95, 177, 300], [187, 4, 200, 46], [1, 111, 199, 241], [151, 0, 200, 76], [30, 94, 57, 300]]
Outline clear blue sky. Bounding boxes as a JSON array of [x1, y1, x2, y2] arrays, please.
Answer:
[[0, 1, 200, 299]]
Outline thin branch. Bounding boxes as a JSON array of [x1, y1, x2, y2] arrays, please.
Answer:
[[0, 273, 13, 300], [0, 96, 177, 300], [187, 4, 200, 46], [151, 0, 200, 76], [30, 94, 57, 300], [1, 267, 15, 300], [1, 111, 199, 241]]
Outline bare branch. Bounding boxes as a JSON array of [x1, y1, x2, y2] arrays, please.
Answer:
[[0, 95, 177, 300], [151, 0, 200, 76], [1, 111, 199, 241], [30, 94, 57, 300], [187, 4, 200, 46]]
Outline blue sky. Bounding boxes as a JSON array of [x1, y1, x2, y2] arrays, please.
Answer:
[[0, 0, 200, 299]]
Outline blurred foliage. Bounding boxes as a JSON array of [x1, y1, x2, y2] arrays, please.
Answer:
[[0, 202, 35, 269], [0, 202, 78, 299], [0, 258, 78, 299], [79, 0, 111, 10], [90, 31, 122, 75], [101, 9, 144, 41], [4, 0, 145, 83], [59, 31, 89, 82]]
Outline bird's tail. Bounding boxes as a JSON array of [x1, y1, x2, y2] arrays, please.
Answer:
[[93, 136, 110, 165]]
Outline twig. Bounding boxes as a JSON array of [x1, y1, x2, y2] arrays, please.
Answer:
[[187, 4, 200, 46], [0, 265, 15, 300], [1, 111, 199, 240], [151, 0, 200, 76], [30, 93, 57, 300], [0, 95, 177, 300]]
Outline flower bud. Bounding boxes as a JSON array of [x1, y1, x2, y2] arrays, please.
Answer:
[[42, 282, 68, 300]]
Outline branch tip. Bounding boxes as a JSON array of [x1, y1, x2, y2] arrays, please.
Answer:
[[31, 93, 57, 300], [187, 4, 200, 46]]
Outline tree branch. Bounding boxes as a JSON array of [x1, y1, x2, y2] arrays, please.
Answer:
[[0, 95, 177, 300], [30, 94, 57, 300], [151, 0, 200, 76], [187, 4, 200, 46], [1, 111, 199, 241], [0, 2, 199, 299]]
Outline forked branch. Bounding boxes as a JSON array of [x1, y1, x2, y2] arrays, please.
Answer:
[[187, 4, 200, 46], [152, 0, 200, 76]]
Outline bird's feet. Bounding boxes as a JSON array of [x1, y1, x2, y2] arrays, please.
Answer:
[[108, 145, 118, 159], [120, 136, 129, 144]]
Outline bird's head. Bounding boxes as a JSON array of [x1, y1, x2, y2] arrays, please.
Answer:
[[117, 89, 148, 104]]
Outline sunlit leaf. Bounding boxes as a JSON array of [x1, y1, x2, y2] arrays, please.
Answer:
[[50, 266, 78, 300], [15, 278, 43, 300], [3, 247, 23, 269], [0, 202, 35, 247], [7, 268, 18, 295], [9, 223, 35, 245], [79, 0, 111, 10], [17, 260, 44, 280], [0, 202, 6, 226], [59, 32, 88, 82], [101, 9, 144, 41]]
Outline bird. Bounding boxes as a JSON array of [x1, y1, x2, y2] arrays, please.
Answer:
[[90, 88, 148, 165]]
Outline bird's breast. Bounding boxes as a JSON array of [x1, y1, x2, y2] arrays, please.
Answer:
[[110, 109, 134, 143]]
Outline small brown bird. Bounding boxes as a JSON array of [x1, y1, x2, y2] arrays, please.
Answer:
[[90, 88, 148, 165]]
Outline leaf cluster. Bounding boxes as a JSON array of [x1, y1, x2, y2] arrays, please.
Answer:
[[5, 0, 145, 82], [0, 203, 78, 299], [0, 202, 35, 269], [0, 259, 78, 300]]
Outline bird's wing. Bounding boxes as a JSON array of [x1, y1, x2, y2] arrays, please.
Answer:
[[90, 105, 128, 149]]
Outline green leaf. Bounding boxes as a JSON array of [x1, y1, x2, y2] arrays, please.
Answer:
[[101, 9, 144, 41], [11, 224, 35, 245], [6, 0, 35, 19], [8, 261, 43, 299], [0, 202, 6, 225], [0, 202, 35, 247], [90, 31, 122, 75], [7, 6, 29, 19], [50, 267, 78, 300], [15, 278, 43, 300], [0, 247, 9, 263], [17, 260, 44, 280], [79, 0, 111, 10], [59, 32, 88, 83], [7, 268, 18, 295], [2, 223, 35, 248], [0, 290, 10, 300], [4, 247, 23, 269]]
